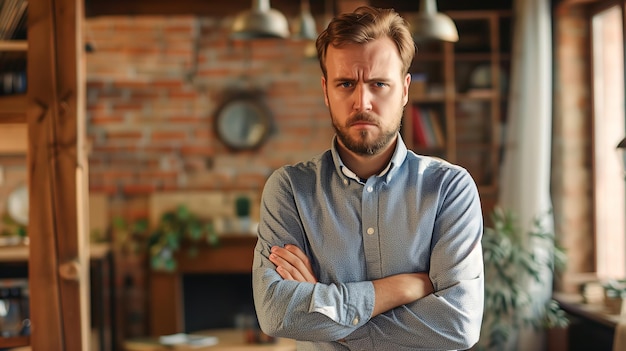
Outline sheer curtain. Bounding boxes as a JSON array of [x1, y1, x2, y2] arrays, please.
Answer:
[[498, 0, 553, 349]]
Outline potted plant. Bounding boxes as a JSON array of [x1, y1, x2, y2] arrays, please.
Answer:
[[475, 207, 569, 351], [147, 204, 219, 272], [603, 279, 626, 314]]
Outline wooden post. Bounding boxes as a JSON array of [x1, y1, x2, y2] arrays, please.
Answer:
[[27, 0, 90, 349]]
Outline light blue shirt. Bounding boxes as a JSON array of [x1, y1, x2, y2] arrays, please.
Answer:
[[252, 134, 484, 351]]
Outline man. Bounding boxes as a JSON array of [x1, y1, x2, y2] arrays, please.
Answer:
[[252, 6, 484, 350]]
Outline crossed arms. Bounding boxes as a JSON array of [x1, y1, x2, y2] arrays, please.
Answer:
[[252, 165, 484, 349], [269, 244, 434, 318]]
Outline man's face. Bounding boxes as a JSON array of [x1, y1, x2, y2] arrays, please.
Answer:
[[322, 37, 410, 156]]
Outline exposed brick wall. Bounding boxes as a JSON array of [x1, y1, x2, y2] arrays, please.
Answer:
[[552, 4, 595, 292], [85, 15, 333, 200]]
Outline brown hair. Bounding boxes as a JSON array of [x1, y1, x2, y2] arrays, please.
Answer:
[[315, 6, 415, 78]]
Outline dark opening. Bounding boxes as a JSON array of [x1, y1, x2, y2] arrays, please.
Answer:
[[182, 273, 256, 333]]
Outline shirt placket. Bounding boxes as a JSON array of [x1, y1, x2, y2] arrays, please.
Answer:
[[361, 178, 382, 280]]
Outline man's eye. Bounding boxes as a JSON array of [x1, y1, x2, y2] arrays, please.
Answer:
[[375, 82, 387, 88], [340, 82, 353, 88]]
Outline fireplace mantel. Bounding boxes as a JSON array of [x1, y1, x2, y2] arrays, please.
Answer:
[[149, 235, 258, 336]]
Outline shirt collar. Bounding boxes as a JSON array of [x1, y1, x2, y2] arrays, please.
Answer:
[[331, 133, 408, 183]]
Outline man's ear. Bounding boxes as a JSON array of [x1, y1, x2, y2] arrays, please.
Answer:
[[402, 73, 411, 107], [321, 76, 329, 106]]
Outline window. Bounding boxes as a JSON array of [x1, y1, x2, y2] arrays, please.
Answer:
[[591, 3, 625, 278]]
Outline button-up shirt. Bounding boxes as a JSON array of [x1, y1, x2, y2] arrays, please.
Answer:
[[252, 134, 484, 350]]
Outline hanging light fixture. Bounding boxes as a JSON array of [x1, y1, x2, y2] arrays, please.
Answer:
[[412, 0, 459, 43], [231, 0, 290, 39], [292, 0, 317, 40]]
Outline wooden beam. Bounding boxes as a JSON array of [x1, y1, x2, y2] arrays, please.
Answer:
[[27, 0, 90, 349]]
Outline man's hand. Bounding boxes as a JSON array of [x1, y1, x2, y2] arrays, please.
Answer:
[[269, 244, 318, 283]]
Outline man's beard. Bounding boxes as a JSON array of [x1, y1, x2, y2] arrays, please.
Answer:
[[331, 109, 402, 156]]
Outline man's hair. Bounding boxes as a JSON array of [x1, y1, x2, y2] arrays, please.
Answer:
[[315, 6, 416, 78]]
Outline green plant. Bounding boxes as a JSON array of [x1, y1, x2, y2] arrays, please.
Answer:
[[476, 207, 568, 351], [111, 216, 149, 255], [1, 212, 26, 238], [603, 279, 626, 298], [148, 204, 219, 272]]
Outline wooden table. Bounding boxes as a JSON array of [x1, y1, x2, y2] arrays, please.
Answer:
[[124, 329, 296, 351]]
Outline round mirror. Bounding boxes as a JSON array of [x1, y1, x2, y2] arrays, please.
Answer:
[[215, 95, 271, 150]]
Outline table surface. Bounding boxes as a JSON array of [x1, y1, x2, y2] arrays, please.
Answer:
[[553, 292, 626, 328], [125, 328, 296, 351]]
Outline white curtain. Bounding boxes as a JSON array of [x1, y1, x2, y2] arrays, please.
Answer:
[[498, 0, 553, 350]]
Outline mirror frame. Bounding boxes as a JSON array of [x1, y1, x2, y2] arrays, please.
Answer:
[[214, 94, 272, 151]]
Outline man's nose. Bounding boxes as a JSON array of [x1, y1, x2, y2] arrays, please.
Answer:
[[353, 84, 373, 112]]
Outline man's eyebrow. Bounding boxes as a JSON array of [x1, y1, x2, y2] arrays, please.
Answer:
[[331, 77, 355, 82], [331, 76, 391, 83]]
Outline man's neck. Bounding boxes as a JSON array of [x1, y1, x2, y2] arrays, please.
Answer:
[[337, 137, 397, 180]]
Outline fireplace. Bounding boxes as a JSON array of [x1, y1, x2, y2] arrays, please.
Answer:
[[182, 273, 255, 332], [148, 236, 258, 336]]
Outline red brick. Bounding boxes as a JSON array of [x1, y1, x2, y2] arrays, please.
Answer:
[[106, 131, 144, 141], [90, 115, 124, 125], [150, 131, 187, 141], [123, 184, 157, 195]]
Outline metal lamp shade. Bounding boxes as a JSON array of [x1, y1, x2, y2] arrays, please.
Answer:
[[231, 0, 290, 39], [412, 0, 459, 43], [292, 0, 317, 40]]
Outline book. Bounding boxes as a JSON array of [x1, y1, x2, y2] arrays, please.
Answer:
[[411, 105, 428, 147], [427, 109, 445, 147], [419, 108, 436, 147]]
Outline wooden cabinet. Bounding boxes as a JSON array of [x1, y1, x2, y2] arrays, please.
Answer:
[[403, 10, 512, 216]]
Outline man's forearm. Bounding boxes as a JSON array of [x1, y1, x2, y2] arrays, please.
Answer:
[[371, 273, 433, 317]]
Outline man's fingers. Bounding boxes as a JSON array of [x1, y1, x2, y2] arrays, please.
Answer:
[[284, 244, 311, 264], [270, 245, 317, 283], [271, 253, 307, 281]]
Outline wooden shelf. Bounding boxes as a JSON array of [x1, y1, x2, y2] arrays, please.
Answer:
[[0, 243, 111, 262], [0, 40, 28, 52], [0, 94, 27, 123], [0, 335, 30, 348], [0, 123, 27, 154]]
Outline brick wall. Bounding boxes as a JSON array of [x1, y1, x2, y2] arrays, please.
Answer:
[[552, 4, 595, 292], [86, 15, 332, 205]]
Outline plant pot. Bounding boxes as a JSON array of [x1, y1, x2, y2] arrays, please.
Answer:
[[604, 293, 626, 315]]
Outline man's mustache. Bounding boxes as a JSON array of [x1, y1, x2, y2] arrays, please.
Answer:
[[347, 112, 379, 126]]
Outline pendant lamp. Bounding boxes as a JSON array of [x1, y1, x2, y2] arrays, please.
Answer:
[[231, 0, 290, 39], [292, 0, 317, 40], [412, 0, 459, 43]]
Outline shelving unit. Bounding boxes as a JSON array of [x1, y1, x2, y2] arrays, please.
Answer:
[[403, 10, 512, 216], [0, 30, 28, 156], [0, 2, 30, 348]]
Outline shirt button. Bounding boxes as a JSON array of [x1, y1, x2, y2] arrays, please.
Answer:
[[343, 179, 348, 185], [367, 228, 374, 235], [352, 317, 359, 325], [366, 186, 373, 192]]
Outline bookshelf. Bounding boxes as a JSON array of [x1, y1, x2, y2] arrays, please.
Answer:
[[0, 0, 28, 156], [403, 10, 512, 216]]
